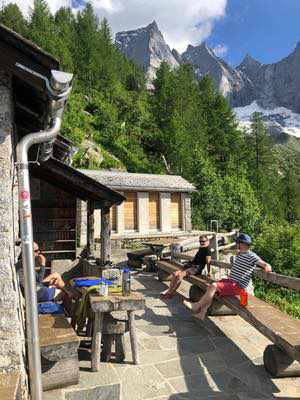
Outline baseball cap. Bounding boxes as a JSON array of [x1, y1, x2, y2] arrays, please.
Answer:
[[236, 233, 252, 245]]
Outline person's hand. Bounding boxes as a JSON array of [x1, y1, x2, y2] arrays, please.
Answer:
[[264, 264, 272, 273], [43, 272, 65, 290]]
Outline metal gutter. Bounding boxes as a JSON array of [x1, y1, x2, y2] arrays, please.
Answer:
[[16, 66, 73, 400]]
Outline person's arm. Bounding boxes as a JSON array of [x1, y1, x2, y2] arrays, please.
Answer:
[[43, 272, 65, 290], [257, 258, 272, 272], [206, 255, 212, 274], [36, 254, 46, 283], [191, 249, 200, 266]]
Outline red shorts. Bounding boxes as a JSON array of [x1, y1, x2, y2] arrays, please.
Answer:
[[216, 279, 242, 296]]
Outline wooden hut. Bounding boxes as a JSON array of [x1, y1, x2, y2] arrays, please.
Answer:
[[78, 170, 197, 246]]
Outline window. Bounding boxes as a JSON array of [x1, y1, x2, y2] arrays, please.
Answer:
[[124, 192, 137, 231], [149, 192, 160, 230], [171, 193, 182, 230]]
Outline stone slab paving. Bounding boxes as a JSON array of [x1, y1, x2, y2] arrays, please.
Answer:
[[44, 272, 300, 400]]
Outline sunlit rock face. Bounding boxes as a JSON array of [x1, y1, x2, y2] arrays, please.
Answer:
[[116, 21, 300, 138], [115, 21, 179, 85]]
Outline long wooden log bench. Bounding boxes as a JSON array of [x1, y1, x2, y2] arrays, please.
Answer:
[[39, 314, 80, 391], [157, 259, 300, 378]]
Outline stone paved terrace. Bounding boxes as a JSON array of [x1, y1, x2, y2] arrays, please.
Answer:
[[44, 272, 300, 400]]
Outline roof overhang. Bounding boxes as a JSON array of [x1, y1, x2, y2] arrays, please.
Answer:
[[30, 158, 125, 208], [0, 24, 58, 88]]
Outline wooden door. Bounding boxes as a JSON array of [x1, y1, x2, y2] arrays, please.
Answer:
[[171, 193, 182, 230], [149, 192, 160, 230], [110, 205, 117, 232], [124, 192, 137, 231]]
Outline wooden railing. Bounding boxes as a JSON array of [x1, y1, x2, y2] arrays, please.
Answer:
[[172, 253, 300, 291]]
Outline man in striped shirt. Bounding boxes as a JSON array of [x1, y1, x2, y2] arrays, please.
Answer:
[[184, 233, 272, 320]]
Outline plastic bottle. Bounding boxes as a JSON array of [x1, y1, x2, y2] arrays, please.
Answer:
[[122, 268, 131, 296], [239, 289, 248, 307]]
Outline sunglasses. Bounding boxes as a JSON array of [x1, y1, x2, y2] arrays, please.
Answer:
[[199, 240, 207, 244]]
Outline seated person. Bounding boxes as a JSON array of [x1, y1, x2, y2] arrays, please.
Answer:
[[161, 235, 212, 299], [16, 242, 71, 303], [184, 233, 272, 320]]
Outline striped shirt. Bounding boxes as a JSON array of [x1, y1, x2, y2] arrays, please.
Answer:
[[229, 251, 260, 289]]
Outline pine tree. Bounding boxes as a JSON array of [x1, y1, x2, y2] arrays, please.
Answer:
[[198, 75, 242, 175], [74, 2, 100, 89], [0, 3, 28, 37], [54, 7, 76, 72], [29, 0, 55, 55]]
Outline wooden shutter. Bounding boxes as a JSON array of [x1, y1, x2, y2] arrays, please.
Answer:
[[124, 192, 137, 231], [171, 193, 182, 230], [149, 192, 160, 230], [110, 205, 117, 232]]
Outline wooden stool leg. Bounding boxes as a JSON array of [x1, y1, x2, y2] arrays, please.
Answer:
[[91, 312, 103, 372], [128, 310, 139, 364], [101, 334, 113, 362], [86, 318, 93, 337], [115, 334, 126, 363]]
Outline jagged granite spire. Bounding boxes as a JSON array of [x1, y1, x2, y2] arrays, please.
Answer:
[[182, 42, 247, 98], [115, 21, 179, 84]]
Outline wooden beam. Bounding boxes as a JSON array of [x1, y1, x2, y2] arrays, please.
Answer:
[[87, 200, 95, 257], [173, 254, 300, 291], [101, 206, 111, 265], [254, 269, 300, 291]]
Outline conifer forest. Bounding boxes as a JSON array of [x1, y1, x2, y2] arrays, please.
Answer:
[[1, 1, 299, 317]]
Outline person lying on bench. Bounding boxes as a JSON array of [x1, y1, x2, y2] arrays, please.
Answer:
[[184, 233, 272, 320], [161, 235, 212, 299]]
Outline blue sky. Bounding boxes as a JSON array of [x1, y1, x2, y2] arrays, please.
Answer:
[[7, 1, 300, 67], [208, 0, 300, 66]]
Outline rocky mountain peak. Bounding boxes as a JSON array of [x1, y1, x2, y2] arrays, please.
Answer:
[[239, 53, 261, 68], [171, 48, 182, 64], [147, 20, 159, 32], [115, 21, 179, 85], [237, 53, 261, 83]]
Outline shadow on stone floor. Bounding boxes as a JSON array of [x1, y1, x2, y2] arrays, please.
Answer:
[[132, 273, 282, 400]]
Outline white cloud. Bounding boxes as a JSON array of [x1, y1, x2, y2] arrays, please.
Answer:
[[90, 0, 228, 52], [1, 0, 71, 16], [213, 43, 228, 57], [2, 0, 227, 53]]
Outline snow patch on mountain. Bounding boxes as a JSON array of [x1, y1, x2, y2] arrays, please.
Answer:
[[234, 101, 300, 138]]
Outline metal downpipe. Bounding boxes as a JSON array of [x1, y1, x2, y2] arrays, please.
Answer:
[[16, 117, 62, 400]]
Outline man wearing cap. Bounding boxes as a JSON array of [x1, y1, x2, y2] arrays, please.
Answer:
[[184, 233, 272, 320]]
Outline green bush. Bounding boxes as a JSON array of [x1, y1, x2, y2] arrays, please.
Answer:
[[253, 223, 300, 319]]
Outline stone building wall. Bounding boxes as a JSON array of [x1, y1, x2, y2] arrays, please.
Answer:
[[0, 69, 28, 398]]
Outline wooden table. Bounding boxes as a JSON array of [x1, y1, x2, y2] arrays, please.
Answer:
[[142, 238, 180, 259], [89, 292, 145, 371]]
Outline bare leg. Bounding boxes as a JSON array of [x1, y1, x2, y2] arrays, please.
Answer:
[[161, 270, 186, 297], [184, 283, 217, 319]]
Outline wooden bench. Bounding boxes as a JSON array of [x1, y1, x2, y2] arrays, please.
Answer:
[[127, 248, 154, 268], [157, 259, 300, 378], [39, 314, 80, 391]]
